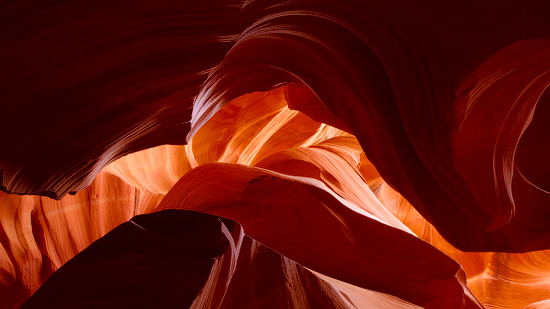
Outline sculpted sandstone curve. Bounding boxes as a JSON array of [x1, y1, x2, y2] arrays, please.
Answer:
[[1, 1, 550, 308]]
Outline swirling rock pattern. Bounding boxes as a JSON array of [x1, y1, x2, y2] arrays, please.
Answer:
[[1, 0, 549, 308]]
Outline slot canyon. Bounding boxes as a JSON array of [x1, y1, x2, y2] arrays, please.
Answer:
[[1, 1, 549, 308]]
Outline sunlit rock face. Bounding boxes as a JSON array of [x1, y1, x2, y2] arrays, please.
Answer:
[[1, 0, 550, 308]]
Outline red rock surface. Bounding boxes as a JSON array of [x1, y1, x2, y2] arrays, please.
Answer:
[[1, 1, 550, 308]]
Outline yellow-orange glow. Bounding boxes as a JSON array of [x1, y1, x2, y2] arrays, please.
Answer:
[[1, 86, 549, 308]]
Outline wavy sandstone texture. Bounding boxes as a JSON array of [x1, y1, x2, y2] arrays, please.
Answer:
[[1, 0, 550, 308]]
